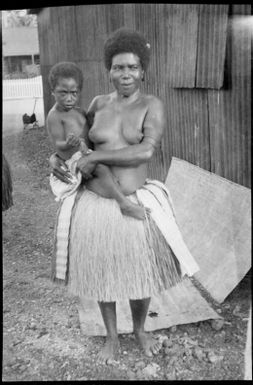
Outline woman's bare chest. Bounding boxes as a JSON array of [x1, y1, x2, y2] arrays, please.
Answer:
[[88, 104, 147, 145]]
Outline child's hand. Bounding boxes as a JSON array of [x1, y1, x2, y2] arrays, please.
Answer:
[[66, 133, 81, 147], [49, 153, 72, 184]]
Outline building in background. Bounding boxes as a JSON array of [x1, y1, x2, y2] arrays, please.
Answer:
[[2, 10, 40, 78], [2, 10, 44, 133]]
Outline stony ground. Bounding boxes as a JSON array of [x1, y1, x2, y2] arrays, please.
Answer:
[[2, 127, 251, 381]]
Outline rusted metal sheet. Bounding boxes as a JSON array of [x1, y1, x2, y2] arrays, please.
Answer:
[[232, 4, 252, 15], [79, 277, 221, 335], [231, 14, 252, 188], [135, 4, 161, 95], [40, 6, 77, 64], [75, 5, 107, 61], [147, 145, 166, 182], [144, 5, 169, 180], [207, 11, 251, 188], [37, 8, 52, 66], [166, 157, 251, 303], [207, 90, 225, 178], [78, 61, 110, 110], [40, 64, 53, 117], [104, 3, 124, 34], [196, 5, 229, 88], [123, 3, 136, 29], [165, 4, 199, 88], [209, 88, 251, 188], [46, 6, 77, 63], [163, 88, 211, 173], [49, 8, 64, 63], [135, 3, 157, 47], [57, 7, 80, 62]]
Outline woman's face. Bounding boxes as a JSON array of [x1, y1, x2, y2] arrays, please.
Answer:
[[110, 53, 144, 97]]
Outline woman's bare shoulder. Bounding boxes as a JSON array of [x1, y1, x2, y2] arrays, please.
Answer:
[[88, 93, 113, 112], [142, 94, 164, 109]]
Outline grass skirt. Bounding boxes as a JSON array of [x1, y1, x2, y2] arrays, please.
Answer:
[[2, 154, 13, 211], [68, 187, 182, 302]]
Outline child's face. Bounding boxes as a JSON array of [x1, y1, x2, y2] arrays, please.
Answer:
[[52, 77, 80, 111]]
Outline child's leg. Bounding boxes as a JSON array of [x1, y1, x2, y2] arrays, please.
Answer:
[[92, 164, 148, 220]]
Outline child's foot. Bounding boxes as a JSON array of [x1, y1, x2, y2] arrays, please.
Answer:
[[97, 336, 120, 364], [134, 330, 162, 357], [120, 200, 150, 220]]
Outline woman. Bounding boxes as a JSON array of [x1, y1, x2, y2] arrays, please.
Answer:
[[50, 28, 199, 364]]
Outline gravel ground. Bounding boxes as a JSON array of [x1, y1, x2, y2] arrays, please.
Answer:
[[2, 127, 251, 381]]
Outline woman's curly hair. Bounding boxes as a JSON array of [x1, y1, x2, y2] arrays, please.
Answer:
[[48, 62, 83, 90], [104, 28, 150, 72]]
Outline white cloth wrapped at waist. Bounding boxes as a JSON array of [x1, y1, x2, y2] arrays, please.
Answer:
[[50, 150, 91, 202], [137, 179, 199, 277]]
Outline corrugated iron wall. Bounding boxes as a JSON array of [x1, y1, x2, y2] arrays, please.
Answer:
[[196, 5, 229, 88], [37, 4, 251, 188]]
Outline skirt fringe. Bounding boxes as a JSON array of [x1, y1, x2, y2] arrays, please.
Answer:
[[68, 188, 182, 302]]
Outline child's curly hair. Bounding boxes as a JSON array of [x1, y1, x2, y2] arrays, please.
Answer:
[[48, 62, 83, 90], [103, 28, 150, 72]]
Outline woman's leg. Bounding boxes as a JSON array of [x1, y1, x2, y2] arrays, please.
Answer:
[[89, 164, 148, 220], [97, 301, 120, 364], [129, 298, 162, 357]]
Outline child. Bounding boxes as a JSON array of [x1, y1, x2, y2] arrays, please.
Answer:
[[47, 61, 147, 220]]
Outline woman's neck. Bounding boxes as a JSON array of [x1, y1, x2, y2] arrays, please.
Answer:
[[115, 89, 141, 104]]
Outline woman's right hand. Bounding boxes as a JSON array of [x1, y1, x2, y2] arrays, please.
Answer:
[[49, 153, 72, 184]]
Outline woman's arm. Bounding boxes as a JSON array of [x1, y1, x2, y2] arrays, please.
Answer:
[[77, 97, 165, 175]]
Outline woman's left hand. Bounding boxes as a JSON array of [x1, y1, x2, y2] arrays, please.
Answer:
[[77, 153, 96, 179]]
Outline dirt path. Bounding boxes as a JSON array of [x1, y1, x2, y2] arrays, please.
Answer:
[[2, 129, 251, 381]]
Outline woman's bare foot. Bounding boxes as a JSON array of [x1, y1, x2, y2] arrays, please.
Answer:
[[120, 200, 150, 220], [134, 331, 162, 357], [97, 336, 120, 364]]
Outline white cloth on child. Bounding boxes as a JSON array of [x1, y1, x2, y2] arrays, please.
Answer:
[[50, 151, 83, 202]]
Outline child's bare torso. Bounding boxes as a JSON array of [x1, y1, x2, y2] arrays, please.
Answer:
[[52, 106, 89, 160]]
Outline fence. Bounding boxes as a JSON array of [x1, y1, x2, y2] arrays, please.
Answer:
[[3, 75, 43, 99], [3, 75, 45, 134]]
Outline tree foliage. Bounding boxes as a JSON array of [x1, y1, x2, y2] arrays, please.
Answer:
[[5, 10, 37, 27]]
